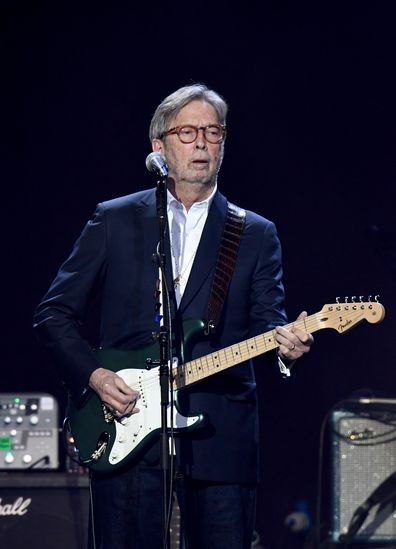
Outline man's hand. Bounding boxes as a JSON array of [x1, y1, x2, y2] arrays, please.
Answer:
[[275, 310, 314, 362], [89, 367, 140, 417]]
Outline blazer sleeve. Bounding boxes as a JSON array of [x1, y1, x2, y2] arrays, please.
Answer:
[[249, 218, 288, 335], [33, 204, 107, 404]]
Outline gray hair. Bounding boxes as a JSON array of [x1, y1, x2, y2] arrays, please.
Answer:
[[149, 83, 228, 140]]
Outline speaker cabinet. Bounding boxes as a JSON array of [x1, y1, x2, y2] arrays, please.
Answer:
[[0, 472, 89, 548], [329, 403, 396, 545]]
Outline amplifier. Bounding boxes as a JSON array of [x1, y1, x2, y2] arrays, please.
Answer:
[[329, 402, 396, 545], [0, 393, 59, 470], [0, 472, 89, 548]]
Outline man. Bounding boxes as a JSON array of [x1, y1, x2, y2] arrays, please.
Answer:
[[34, 83, 313, 549]]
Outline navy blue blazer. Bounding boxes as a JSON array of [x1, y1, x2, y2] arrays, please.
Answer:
[[34, 188, 287, 483]]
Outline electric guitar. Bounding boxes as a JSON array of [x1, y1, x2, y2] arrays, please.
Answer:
[[65, 299, 385, 473]]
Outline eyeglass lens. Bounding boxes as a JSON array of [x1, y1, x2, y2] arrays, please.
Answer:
[[177, 125, 223, 143]]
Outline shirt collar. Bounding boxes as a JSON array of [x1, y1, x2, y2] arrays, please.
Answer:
[[167, 184, 217, 211]]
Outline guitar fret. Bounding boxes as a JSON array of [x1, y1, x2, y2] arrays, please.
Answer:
[[249, 338, 258, 354], [208, 353, 217, 375], [208, 354, 217, 374], [221, 347, 230, 364], [238, 341, 246, 359], [217, 351, 223, 368], [239, 340, 249, 361], [254, 335, 265, 354], [193, 358, 200, 381], [198, 357, 206, 381], [191, 359, 200, 382], [233, 343, 241, 361], [196, 357, 203, 376]]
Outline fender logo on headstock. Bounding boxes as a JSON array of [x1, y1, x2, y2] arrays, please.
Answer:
[[338, 318, 353, 332]]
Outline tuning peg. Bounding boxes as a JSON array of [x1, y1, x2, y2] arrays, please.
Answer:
[[359, 296, 364, 302], [351, 296, 356, 303], [345, 296, 349, 303], [336, 297, 340, 304], [368, 295, 372, 302], [375, 295, 380, 302]]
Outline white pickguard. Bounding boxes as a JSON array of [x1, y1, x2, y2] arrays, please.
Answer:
[[107, 362, 201, 466]]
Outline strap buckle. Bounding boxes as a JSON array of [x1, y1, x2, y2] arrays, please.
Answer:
[[204, 320, 216, 336]]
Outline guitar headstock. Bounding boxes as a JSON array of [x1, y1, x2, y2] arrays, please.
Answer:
[[318, 296, 385, 333]]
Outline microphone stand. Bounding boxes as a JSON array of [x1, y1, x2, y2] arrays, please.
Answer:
[[152, 174, 173, 548]]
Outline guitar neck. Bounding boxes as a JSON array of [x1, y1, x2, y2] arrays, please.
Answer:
[[172, 313, 322, 390], [171, 300, 384, 390]]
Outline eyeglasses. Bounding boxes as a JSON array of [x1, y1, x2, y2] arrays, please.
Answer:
[[160, 124, 226, 144]]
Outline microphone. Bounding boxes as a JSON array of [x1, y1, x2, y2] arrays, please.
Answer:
[[341, 470, 396, 543], [145, 152, 168, 178]]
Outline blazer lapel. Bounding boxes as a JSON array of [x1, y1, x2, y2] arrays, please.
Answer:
[[178, 191, 228, 314]]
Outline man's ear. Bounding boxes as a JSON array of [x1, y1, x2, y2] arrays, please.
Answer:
[[152, 139, 163, 153]]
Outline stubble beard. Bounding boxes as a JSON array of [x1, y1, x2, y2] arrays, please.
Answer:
[[177, 153, 223, 189]]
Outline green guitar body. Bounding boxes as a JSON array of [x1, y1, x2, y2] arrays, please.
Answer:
[[65, 319, 205, 473]]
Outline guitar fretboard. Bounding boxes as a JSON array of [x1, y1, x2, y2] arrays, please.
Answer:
[[172, 313, 323, 389]]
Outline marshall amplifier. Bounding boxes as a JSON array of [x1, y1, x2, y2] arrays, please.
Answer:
[[329, 400, 396, 546], [0, 472, 89, 548]]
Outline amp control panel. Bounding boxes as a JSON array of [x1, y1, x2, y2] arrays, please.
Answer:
[[0, 393, 59, 470]]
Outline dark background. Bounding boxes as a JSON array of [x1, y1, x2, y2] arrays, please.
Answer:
[[1, 4, 395, 547]]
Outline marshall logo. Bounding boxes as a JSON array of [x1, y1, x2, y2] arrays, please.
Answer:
[[0, 497, 31, 516]]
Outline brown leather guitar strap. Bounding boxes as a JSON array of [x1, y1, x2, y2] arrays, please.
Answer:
[[205, 202, 246, 335]]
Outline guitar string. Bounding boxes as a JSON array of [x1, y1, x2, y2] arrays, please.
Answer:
[[130, 313, 322, 395], [119, 313, 322, 394], [119, 307, 375, 395]]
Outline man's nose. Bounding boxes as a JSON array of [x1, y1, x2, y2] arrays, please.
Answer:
[[195, 129, 207, 149]]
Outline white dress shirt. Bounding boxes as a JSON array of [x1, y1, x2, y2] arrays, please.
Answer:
[[167, 186, 217, 307]]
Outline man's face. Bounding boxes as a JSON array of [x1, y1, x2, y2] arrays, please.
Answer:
[[152, 100, 224, 188]]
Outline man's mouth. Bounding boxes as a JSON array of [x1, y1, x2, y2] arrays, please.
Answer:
[[191, 159, 209, 166]]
